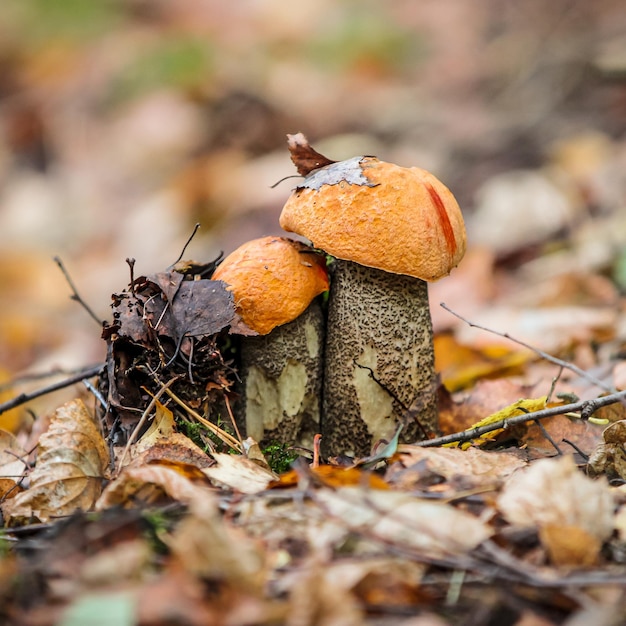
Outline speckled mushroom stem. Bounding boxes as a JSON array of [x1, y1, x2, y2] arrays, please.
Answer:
[[322, 259, 438, 458], [238, 300, 325, 450]]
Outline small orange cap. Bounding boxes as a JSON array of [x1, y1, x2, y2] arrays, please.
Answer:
[[212, 236, 328, 335], [280, 157, 466, 281]]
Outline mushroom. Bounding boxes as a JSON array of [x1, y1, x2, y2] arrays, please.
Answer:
[[279, 134, 466, 457], [212, 236, 329, 448]]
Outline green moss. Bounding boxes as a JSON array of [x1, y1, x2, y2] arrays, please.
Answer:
[[262, 441, 300, 474]]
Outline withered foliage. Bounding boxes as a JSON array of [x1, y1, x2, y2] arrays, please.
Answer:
[[100, 259, 247, 438]]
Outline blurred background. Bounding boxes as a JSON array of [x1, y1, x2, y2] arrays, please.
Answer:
[[0, 0, 625, 390]]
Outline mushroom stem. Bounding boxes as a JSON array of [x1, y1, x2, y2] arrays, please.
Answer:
[[237, 299, 325, 450], [323, 259, 438, 457]]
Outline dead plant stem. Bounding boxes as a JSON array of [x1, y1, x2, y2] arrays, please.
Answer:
[[414, 389, 626, 448]]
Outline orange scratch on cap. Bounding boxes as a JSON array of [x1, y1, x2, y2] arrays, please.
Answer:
[[424, 182, 456, 258]]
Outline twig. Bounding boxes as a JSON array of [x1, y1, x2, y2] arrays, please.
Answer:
[[118, 378, 178, 471], [54, 256, 105, 326], [172, 222, 200, 266], [440, 302, 616, 394], [0, 364, 104, 416], [532, 419, 562, 455], [126, 257, 136, 295], [223, 394, 243, 445], [414, 389, 626, 448], [163, 388, 242, 452], [0, 364, 102, 392]]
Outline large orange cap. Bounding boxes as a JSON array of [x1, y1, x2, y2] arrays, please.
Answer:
[[211, 236, 329, 335], [279, 157, 466, 281]]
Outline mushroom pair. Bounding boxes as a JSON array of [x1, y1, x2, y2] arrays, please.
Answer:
[[216, 135, 466, 457]]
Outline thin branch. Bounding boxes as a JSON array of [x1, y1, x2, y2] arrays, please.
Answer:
[[117, 377, 179, 471], [163, 387, 242, 452], [0, 364, 102, 392], [54, 256, 105, 326], [126, 257, 136, 295], [0, 364, 104, 416], [223, 394, 243, 445], [172, 223, 201, 266], [440, 302, 616, 394], [413, 390, 626, 448]]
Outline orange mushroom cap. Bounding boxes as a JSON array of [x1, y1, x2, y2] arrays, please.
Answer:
[[212, 236, 329, 335], [280, 157, 466, 281]]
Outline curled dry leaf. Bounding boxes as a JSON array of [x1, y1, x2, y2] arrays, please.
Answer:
[[2, 399, 109, 524], [587, 420, 626, 481], [315, 487, 492, 559], [96, 464, 212, 510], [131, 401, 211, 469], [497, 455, 615, 567], [203, 453, 276, 494], [0, 429, 28, 500]]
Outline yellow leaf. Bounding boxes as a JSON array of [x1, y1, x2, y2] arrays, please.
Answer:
[[0, 369, 25, 434], [446, 396, 561, 449]]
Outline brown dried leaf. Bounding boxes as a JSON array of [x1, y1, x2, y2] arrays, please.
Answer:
[[587, 420, 626, 480], [287, 132, 336, 177], [107, 272, 236, 347], [131, 402, 212, 470], [167, 488, 266, 593], [0, 429, 28, 499], [497, 455, 614, 566], [203, 453, 276, 494], [2, 399, 109, 524], [539, 523, 602, 568], [439, 378, 537, 436], [522, 413, 605, 456], [316, 487, 492, 558], [392, 445, 527, 489], [96, 464, 211, 510], [285, 558, 364, 625], [327, 558, 428, 611], [142, 277, 236, 345]]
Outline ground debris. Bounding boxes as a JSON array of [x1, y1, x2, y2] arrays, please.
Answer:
[[100, 260, 241, 436]]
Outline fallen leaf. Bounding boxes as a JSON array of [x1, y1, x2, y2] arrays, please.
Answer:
[[434, 333, 531, 392], [392, 445, 527, 489], [497, 455, 614, 566], [132, 401, 211, 469], [284, 557, 364, 626], [270, 465, 389, 490], [522, 413, 605, 456], [287, 132, 337, 176], [328, 558, 428, 610], [203, 453, 276, 494], [96, 464, 211, 510], [0, 429, 28, 500], [445, 396, 561, 449], [167, 488, 266, 593], [439, 378, 537, 436], [539, 523, 602, 568], [587, 420, 626, 480], [2, 399, 109, 524], [454, 306, 617, 354], [316, 487, 492, 559], [296, 155, 377, 190]]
